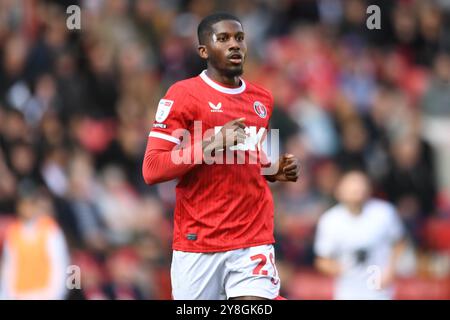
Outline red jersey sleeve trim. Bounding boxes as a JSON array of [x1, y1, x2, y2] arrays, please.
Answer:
[[149, 131, 181, 145]]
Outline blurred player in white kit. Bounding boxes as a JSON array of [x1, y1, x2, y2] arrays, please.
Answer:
[[314, 170, 406, 300]]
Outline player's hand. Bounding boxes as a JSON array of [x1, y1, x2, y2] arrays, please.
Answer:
[[380, 266, 395, 289], [267, 154, 300, 182], [219, 117, 247, 148], [203, 118, 247, 153]]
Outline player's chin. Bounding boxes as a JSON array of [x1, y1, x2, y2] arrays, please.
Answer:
[[224, 64, 244, 77]]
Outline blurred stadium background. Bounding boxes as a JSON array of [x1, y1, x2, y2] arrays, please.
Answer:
[[0, 0, 450, 299]]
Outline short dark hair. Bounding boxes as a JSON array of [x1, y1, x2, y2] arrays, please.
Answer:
[[197, 13, 241, 45]]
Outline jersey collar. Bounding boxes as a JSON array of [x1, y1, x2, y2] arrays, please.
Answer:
[[199, 70, 246, 95]]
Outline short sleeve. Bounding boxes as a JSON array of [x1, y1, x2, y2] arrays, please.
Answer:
[[149, 83, 193, 145], [314, 213, 338, 258]]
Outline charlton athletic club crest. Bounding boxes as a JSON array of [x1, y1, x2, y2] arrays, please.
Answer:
[[253, 101, 267, 118]]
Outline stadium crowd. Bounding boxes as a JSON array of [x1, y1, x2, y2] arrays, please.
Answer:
[[0, 0, 449, 299]]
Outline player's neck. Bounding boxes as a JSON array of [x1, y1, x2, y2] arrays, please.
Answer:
[[346, 203, 363, 215], [205, 68, 241, 88]]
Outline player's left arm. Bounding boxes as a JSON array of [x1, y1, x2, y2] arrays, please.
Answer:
[[380, 237, 407, 289], [380, 207, 408, 289], [261, 92, 300, 183]]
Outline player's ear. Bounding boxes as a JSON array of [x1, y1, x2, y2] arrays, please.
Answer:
[[198, 45, 208, 60]]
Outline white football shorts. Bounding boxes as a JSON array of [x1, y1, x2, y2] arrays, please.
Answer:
[[171, 244, 281, 300]]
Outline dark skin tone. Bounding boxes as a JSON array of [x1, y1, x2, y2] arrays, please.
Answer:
[[198, 20, 300, 299], [198, 20, 246, 87]]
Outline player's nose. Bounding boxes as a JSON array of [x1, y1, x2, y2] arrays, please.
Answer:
[[228, 38, 241, 51]]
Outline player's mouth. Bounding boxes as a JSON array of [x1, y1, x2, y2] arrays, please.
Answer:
[[227, 53, 243, 65]]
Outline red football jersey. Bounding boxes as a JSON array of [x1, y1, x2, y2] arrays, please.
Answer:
[[148, 70, 275, 252]]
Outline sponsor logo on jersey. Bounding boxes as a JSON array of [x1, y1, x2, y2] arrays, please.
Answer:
[[155, 99, 174, 122], [208, 101, 223, 112], [253, 101, 267, 118], [153, 123, 168, 129], [186, 233, 197, 241], [214, 126, 266, 151]]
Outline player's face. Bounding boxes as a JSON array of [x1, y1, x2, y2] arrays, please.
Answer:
[[201, 20, 247, 77], [17, 197, 36, 220], [336, 171, 371, 207]]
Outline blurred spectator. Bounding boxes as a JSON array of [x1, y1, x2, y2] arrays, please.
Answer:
[[8, 141, 44, 188], [334, 118, 370, 171], [290, 95, 339, 157], [421, 53, 450, 192], [416, 2, 444, 66], [96, 165, 141, 245], [0, 149, 17, 214], [71, 251, 108, 300], [0, 185, 70, 299], [96, 122, 148, 193], [313, 160, 341, 208], [383, 134, 436, 217], [103, 248, 146, 300], [55, 150, 108, 252]]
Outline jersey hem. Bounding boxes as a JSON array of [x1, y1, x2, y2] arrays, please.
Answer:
[[172, 239, 275, 253]]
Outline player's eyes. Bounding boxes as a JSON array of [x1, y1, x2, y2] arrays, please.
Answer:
[[216, 34, 244, 42]]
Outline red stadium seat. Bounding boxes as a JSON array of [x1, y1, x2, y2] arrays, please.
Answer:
[[153, 268, 172, 300], [395, 276, 450, 300], [286, 269, 450, 300], [286, 269, 334, 300], [423, 218, 450, 253]]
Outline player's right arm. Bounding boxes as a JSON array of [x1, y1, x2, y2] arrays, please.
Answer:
[[142, 84, 247, 185], [314, 213, 342, 277]]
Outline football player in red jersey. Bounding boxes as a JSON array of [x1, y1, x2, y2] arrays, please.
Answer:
[[142, 13, 299, 300]]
